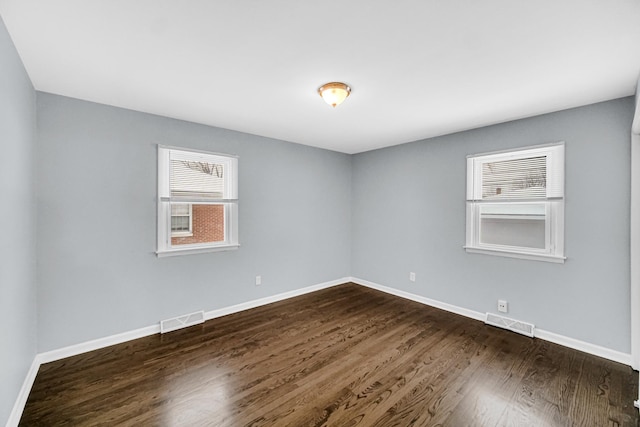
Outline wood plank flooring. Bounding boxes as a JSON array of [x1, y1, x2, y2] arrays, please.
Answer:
[[20, 283, 638, 426]]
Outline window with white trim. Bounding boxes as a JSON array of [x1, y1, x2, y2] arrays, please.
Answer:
[[157, 146, 238, 256], [170, 204, 192, 236], [465, 143, 565, 263]]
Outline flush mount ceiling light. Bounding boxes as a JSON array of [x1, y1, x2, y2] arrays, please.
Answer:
[[318, 82, 351, 107]]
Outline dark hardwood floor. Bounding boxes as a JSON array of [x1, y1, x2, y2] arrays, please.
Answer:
[[20, 283, 638, 426]]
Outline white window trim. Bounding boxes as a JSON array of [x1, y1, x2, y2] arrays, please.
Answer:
[[156, 244, 240, 258], [463, 247, 566, 263], [157, 145, 239, 257], [464, 142, 566, 263]]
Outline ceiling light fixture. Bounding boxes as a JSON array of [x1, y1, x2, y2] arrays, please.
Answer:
[[318, 82, 351, 107]]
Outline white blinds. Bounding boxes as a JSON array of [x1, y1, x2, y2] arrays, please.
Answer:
[[467, 144, 564, 201], [482, 156, 546, 200], [170, 159, 224, 198]]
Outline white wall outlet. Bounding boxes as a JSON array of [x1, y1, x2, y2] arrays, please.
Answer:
[[498, 299, 508, 313], [409, 272, 416, 282], [255, 275, 262, 286]]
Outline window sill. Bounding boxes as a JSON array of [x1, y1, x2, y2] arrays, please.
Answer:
[[464, 246, 565, 264], [156, 244, 239, 257], [171, 232, 193, 237]]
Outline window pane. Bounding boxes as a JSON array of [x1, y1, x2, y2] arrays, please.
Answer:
[[171, 204, 225, 246], [158, 146, 239, 255], [479, 203, 546, 249], [171, 216, 190, 232], [171, 203, 191, 233], [171, 203, 190, 216], [482, 156, 546, 200], [170, 159, 224, 198]]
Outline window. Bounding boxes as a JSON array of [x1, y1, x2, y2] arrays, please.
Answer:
[[157, 146, 238, 256], [465, 143, 565, 263], [171, 204, 192, 236]]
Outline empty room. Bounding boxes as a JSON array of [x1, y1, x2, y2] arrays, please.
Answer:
[[2, 1, 640, 426]]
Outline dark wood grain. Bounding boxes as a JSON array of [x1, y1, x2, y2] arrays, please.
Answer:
[[20, 283, 639, 426]]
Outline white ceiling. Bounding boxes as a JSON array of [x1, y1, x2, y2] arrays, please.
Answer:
[[1, 1, 639, 154]]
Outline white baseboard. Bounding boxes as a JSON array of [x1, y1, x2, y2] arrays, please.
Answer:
[[350, 277, 486, 322], [6, 357, 41, 427], [534, 328, 632, 366], [8, 275, 630, 426], [349, 276, 633, 367], [6, 277, 347, 426], [205, 277, 346, 321], [37, 324, 161, 365], [35, 277, 347, 366]]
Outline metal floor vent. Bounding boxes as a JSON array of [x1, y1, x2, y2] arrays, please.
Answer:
[[485, 313, 535, 338], [161, 310, 205, 334]]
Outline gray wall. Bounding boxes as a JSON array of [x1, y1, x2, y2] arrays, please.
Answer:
[[35, 94, 636, 355], [352, 97, 634, 353], [36, 93, 352, 352], [0, 16, 37, 426]]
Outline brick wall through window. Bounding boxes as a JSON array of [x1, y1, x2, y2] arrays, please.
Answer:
[[172, 204, 224, 245]]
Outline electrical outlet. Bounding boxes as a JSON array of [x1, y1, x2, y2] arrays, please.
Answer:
[[409, 272, 416, 282], [498, 300, 508, 313], [255, 275, 262, 286]]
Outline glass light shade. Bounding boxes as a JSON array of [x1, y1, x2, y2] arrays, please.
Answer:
[[318, 82, 351, 107]]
